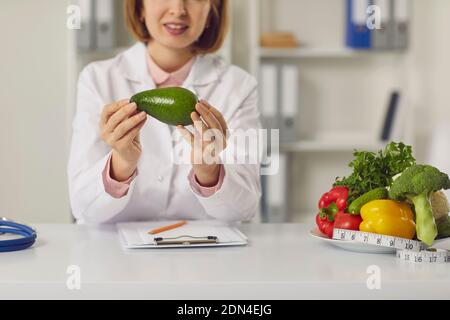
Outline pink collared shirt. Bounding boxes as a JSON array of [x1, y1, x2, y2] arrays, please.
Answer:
[[102, 52, 224, 198]]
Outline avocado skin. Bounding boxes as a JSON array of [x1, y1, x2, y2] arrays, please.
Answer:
[[130, 87, 198, 126]]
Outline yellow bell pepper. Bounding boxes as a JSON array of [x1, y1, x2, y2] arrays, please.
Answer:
[[360, 200, 416, 239]]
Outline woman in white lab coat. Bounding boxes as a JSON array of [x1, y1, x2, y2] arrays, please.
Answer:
[[67, 0, 262, 224]]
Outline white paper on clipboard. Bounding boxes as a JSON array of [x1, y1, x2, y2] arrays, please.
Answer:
[[117, 220, 248, 249]]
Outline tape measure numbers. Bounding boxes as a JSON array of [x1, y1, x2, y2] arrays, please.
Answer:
[[332, 228, 449, 264], [396, 248, 448, 264]]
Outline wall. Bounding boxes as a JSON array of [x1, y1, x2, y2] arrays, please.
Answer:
[[0, 0, 72, 223]]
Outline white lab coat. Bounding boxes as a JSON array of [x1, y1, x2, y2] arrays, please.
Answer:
[[67, 42, 262, 225]]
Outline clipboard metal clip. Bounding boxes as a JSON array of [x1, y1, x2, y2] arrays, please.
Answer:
[[154, 235, 218, 246]]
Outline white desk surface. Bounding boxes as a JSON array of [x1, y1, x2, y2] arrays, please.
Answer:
[[0, 223, 449, 299]]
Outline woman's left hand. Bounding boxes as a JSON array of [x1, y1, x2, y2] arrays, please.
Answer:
[[177, 99, 228, 187]]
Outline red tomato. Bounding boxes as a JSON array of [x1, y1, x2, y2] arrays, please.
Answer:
[[334, 212, 362, 231]]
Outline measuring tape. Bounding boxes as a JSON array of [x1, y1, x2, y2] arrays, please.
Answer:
[[332, 228, 449, 264]]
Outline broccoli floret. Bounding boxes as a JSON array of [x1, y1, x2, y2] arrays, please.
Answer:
[[389, 165, 450, 245]]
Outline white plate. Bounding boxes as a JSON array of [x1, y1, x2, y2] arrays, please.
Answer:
[[309, 228, 396, 254]]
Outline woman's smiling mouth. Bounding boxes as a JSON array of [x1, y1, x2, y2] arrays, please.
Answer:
[[164, 23, 189, 36]]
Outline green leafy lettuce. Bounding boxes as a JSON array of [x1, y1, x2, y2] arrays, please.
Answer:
[[334, 142, 416, 203]]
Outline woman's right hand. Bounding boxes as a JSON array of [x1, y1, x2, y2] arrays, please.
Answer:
[[100, 99, 147, 182]]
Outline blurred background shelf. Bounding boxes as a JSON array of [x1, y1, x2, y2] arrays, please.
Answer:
[[77, 46, 130, 57], [249, 0, 414, 223], [258, 47, 407, 59], [259, 47, 358, 58], [280, 140, 386, 153]]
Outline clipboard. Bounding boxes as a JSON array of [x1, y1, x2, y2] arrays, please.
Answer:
[[154, 235, 218, 246], [117, 220, 248, 249]]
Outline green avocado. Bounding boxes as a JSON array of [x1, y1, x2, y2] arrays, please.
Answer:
[[130, 87, 198, 126]]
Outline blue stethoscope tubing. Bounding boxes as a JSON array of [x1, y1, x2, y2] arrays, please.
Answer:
[[0, 220, 37, 252]]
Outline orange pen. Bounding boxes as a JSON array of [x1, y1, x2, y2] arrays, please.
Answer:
[[148, 220, 187, 235]]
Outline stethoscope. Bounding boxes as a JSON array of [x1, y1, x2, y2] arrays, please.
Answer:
[[0, 218, 36, 252]]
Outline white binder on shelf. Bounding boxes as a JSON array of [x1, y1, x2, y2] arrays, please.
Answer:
[[76, 0, 95, 50], [371, 0, 394, 50], [265, 152, 288, 222], [260, 64, 279, 131], [95, 0, 116, 50], [280, 64, 298, 142], [392, 0, 410, 50]]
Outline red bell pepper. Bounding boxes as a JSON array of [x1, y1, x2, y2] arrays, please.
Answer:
[[318, 186, 349, 213], [316, 207, 336, 238], [316, 186, 361, 238]]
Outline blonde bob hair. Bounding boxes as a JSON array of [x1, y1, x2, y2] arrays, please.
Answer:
[[124, 0, 229, 54]]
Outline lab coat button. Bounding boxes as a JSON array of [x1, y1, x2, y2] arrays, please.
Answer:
[[157, 175, 164, 182]]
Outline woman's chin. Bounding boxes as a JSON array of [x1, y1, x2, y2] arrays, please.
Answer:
[[159, 39, 195, 51]]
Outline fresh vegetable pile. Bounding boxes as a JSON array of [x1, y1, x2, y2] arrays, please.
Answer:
[[316, 142, 450, 246]]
